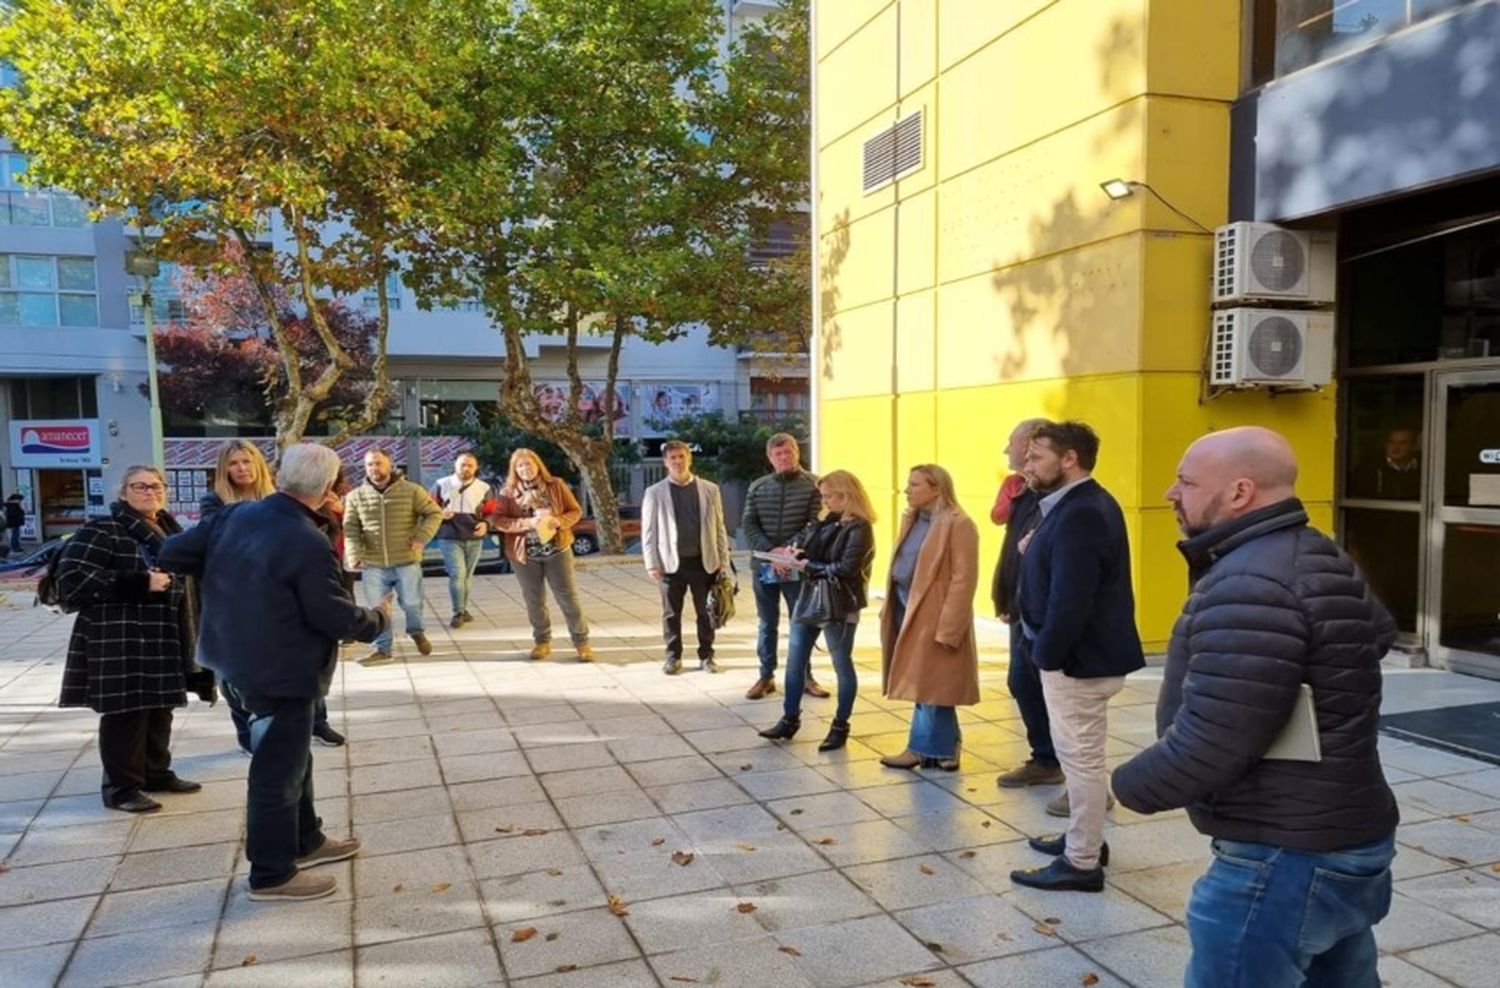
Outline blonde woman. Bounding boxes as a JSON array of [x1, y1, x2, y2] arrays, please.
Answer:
[[57, 466, 209, 813], [879, 464, 980, 771], [201, 440, 343, 748], [757, 469, 877, 752], [487, 449, 593, 661]]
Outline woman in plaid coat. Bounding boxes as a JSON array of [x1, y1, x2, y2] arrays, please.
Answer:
[[57, 465, 206, 814]]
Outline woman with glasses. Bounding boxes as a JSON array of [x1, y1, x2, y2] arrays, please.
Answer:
[[877, 464, 980, 772], [757, 470, 877, 752], [200, 440, 345, 748], [57, 466, 210, 813]]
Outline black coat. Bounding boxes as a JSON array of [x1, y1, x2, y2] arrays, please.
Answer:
[[159, 493, 386, 699], [1017, 478, 1144, 678], [58, 503, 204, 714], [794, 513, 876, 616], [1111, 499, 1400, 852], [990, 487, 1038, 619]]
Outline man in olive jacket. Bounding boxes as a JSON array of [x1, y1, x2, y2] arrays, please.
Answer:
[[741, 433, 826, 700], [1112, 427, 1399, 988], [343, 448, 442, 664]]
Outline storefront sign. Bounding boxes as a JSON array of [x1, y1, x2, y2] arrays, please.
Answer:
[[1480, 449, 1500, 465], [8, 419, 103, 468]]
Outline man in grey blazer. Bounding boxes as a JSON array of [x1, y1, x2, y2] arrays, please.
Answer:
[[642, 440, 731, 674]]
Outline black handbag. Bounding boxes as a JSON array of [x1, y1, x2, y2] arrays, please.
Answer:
[[792, 578, 835, 626]]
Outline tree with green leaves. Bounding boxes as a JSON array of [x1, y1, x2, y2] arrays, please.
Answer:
[[401, 0, 810, 553], [0, 0, 466, 448]]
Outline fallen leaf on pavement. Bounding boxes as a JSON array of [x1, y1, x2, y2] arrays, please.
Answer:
[[1081, 974, 1100, 986], [522, 829, 549, 837], [739, 764, 753, 772], [545, 932, 560, 942], [392, 883, 404, 893], [432, 882, 452, 893], [607, 895, 630, 917], [1034, 922, 1058, 938], [814, 837, 837, 846], [652, 837, 666, 846], [996, 932, 1012, 941], [556, 964, 577, 973], [0, 862, 9, 874], [546, 868, 564, 876], [1446, 857, 1471, 866], [924, 941, 943, 952], [735, 901, 757, 914], [898, 978, 936, 987], [1492, 864, 1500, 873], [980, 820, 992, 828], [1044, 917, 1062, 925], [512, 927, 538, 942], [669, 977, 699, 983], [918, 864, 935, 875], [737, 842, 757, 852], [775, 823, 789, 832], [672, 851, 695, 866], [958, 850, 977, 859], [241, 955, 257, 967], [494, 825, 514, 834], [778, 946, 802, 957], [1455, 814, 1471, 823], [790, 809, 804, 815]]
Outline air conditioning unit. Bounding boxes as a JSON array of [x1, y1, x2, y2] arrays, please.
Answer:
[[1211, 308, 1334, 388], [1213, 222, 1336, 305]]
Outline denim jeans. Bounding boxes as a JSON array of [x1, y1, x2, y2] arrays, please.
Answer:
[[782, 619, 858, 722], [361, 563, 425, 653], [1185, 832, 1396, 988], [1009, 623, 1057, 768], [753, 566, 819, 680], [222, 682, 326, 890], [908, 703, 961, 759], [229, 697, 328, 752], [438, 539, 483, 616]]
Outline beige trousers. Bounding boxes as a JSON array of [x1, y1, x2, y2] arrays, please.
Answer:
[[1040, 669, 1125, 870]]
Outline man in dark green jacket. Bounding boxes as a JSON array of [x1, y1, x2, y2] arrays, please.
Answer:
[[741, 433, 827, 700]]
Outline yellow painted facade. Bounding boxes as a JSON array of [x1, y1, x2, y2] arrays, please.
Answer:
[[813, 0, 1336, 650]]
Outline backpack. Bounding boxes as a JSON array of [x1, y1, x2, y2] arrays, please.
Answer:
[[34, 541, 75, 613]]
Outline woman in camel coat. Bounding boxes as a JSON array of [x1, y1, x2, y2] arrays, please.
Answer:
[[879, 463, 981, 771]]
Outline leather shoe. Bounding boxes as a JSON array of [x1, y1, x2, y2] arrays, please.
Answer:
[[803, 679, 830, 698], [879, 749, 922, 769], [106, 792, 162, 814], [1028, 834, 1110, 867], [997, 760, 1066, 788], [758, 716, 800, 741], [1047, 790, 1116, 818], [662, 657, 682, 675], [143, 775, 202, 794], [411, 632, 434, 656], [1010, 855, 1105, 892], [700, 657, 721, 674], [818, 720, 850, 752], [745, 677, 777, 700]]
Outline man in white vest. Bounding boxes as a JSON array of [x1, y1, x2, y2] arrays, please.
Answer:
[[641, 440, 731, 675], [430, 452, 491, 628]]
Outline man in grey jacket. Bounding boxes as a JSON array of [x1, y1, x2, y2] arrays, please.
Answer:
[[642, 440, 731, 676], [741, 433, 827, 700], [343, 449, 442, 665], [1112, 427, 1398, 988]]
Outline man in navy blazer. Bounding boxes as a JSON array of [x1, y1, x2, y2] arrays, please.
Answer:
[[161, 443, 387, 903], [1009, 421, 1144, 892]]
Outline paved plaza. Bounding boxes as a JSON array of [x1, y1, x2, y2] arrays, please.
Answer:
[[1, 558, 1498, 987]]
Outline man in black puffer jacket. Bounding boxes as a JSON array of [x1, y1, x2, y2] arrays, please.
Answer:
[[1112, 427, 1398, 988]]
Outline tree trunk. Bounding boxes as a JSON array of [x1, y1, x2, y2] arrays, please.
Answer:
[[573, 442, 624, 556]]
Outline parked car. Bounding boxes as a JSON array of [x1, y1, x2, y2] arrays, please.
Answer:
[[571, 504, 642, 556], [417, 532, 512, 577], [0, 536, 68, 591]]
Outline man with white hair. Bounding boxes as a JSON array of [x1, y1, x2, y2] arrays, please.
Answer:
[[161, 443, 388, 902], [1112, 427, 1399, 986]]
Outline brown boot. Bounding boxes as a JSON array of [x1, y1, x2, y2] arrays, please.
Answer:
[[879, 750, 922, 769], [411, 632, 433, 656], [997, 760, 1066, 788], [1047, 790, 1115, 818], [576, 644, 594, 662], [803, 679, 831, 698], [745, 677, 777, 700], [529, 642, 551, 661]]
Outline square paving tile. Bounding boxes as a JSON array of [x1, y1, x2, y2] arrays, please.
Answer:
[[622, 886, 768, 954], [213, 895, 352, 969], [594, 847, 731, 903], [61, 920, 217, 988], [733, 870, 880, 934], [356, 927, 503, 987], [1376, 891, 1486, 953], [351, 785, 454, 824], [204, 948, 355, 987], [774, 914, 942, 988], [1401, 933, 1500, 988], [512, 958, 657, 988], [646, 778, 754, 814], [961, 944, 1129, 988], [769, 791, 883, 830], [0, 894, 99, 952], [456, 801, 566, 843], [353, 845, 475, 898], [495, 906, 641, 979], [574, 816, 690, 863], [0, 856, 117, 907], [1399, 818, 1500, 866], [447, 776, 547, 812], [354, 880, 488, 947], [8, 818, 133, 866], [554, 789, 662, 828], [85, 876, 227, 939], [800, 818, 931, 867], [480, 864, 608, 924], [1078, 924, 1193, 987], [624, 755, 722, 788], [1003, 883, 1176, 944], [540, 765, 639, 800], [893, 893, 1060, 963], [650, 934, 815, 988], [842, 854, 989, 911], [0, 943, 73, 988]]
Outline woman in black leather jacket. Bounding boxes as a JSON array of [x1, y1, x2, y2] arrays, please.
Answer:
[[758, 469, 876, 751]]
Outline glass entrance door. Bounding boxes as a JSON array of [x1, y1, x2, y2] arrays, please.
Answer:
[[1426, 370, 1500, 679]]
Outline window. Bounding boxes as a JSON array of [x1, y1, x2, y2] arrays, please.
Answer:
[[0, 254, 98, 327], [0, 151, 89, 228], [128, 260, 189, 325], [1251, 0, 1477, 84], [9, 376, 98, 419], [362, 271, 403, 312]]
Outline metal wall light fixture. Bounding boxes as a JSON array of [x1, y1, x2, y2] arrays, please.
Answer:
[[1097, 178, 1212, 233]]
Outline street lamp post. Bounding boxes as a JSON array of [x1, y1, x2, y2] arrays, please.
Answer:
[[124, 249, 166, 469]]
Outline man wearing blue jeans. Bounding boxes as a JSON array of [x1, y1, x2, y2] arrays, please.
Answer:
[[741, 434, 826, 700], [1112, 427, 1400, 986], [431, 452, 491, 628], [160, 443, 387, 901], [343, 448, 442, 665]]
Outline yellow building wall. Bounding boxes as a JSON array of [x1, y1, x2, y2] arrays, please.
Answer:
[[814, 0, 1336, 652]]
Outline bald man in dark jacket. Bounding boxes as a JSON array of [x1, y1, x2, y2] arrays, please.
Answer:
[[1112, 427, 1398, 988]]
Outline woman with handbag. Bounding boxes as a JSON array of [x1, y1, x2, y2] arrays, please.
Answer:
[[756, 470, 876, 752], [878, 464, 980, 771]]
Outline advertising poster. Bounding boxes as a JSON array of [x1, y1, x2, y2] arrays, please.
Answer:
[[532, 383, 631, 435], [637, 385, 719, 435]]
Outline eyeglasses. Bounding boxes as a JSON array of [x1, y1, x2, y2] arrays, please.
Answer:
[[127, 483, 166, 493]]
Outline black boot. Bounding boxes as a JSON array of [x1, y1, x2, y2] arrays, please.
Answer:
[[758, 716, 800, 741], [818, 719, 850, 752]]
